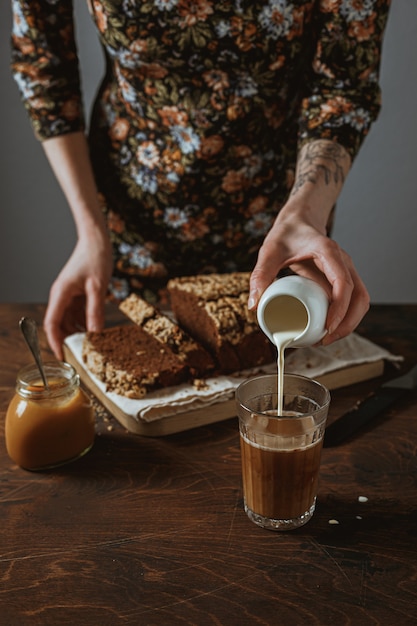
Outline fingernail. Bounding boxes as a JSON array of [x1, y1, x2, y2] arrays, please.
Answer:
[[328, 316, 341, 336], [248, 289, 258, 310]]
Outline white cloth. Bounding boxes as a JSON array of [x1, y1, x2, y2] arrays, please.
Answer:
[[65, 332, 402, 423]]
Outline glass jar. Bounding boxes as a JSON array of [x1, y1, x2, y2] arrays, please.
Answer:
[[5, 361, 95, 471]]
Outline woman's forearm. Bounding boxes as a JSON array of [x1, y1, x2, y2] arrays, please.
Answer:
[[41, 132, 108, 240], [41, 132, 113, 358], [279, 139, 352, 233], [249, 139, 369, 343]]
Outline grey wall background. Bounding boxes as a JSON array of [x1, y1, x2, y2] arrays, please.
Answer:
[[1, 0, 416, 304]]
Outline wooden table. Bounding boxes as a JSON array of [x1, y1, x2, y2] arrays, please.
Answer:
[[1, 303, 417, 626]]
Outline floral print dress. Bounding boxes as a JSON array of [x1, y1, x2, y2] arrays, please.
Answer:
[[11, 0, 390, 301]]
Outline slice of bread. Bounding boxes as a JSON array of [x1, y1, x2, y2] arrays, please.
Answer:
[[119, 293, 215, 377], [82, 325, 188, 398]]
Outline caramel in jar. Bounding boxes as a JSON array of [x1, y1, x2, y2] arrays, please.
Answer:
[[5, 362, 95, 470]]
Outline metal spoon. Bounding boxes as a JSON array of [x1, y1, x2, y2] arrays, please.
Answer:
[[19, 317, 50, 391]]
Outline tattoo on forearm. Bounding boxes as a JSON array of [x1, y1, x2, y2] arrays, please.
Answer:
[[290, 142, 349, 196]]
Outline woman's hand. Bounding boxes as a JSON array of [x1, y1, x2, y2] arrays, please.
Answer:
[[43, 230, 113, 360], [40, 132, 113, 359], [249, 140, 370, 344], [249, 215, 370, 345]]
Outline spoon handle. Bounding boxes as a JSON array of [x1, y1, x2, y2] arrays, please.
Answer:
[[19, 317, 50, 390]]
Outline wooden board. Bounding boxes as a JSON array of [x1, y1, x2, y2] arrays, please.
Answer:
[[313, 358, 384, 390], [63, 344, 384, 437]]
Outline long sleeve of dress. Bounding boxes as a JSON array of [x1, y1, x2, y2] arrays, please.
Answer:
[[11, 0, 85, 140], [9, 0, 393, 290], [11, 0, 391, 160], [298, 0, 391, 159]]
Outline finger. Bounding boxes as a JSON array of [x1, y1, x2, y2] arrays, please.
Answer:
[[319, 245, 369, 342], [249, 238, 287, 309], [43, 313, 66, 361], [298, 239, 354, 332], [44, 282, 86, 357], [43, 287, 73, 360], [322, 267, 370, 344], [45, 328, 65, 361], [85, 279, 106, 333]]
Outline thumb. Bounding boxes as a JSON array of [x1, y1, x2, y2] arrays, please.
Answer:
[[248, 241, 286, 310]]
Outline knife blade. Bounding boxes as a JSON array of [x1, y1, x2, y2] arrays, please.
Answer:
[[323, 364, 417, 447]]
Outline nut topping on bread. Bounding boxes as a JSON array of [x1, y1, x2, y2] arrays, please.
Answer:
[[82, 273, 275, 397], [168, 273, 275, 373], [119, 293, 214, 376]]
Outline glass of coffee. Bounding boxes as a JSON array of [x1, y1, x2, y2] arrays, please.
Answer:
[[236, 373, 330, 531]]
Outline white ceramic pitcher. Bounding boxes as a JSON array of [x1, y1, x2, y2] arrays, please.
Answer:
[[256, 275, 329, 348]]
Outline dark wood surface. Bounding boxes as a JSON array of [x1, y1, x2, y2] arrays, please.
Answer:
[[1, 303, 416, 626]]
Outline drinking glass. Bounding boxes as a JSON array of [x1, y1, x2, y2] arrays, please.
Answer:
[[236, 373, 330, 531]]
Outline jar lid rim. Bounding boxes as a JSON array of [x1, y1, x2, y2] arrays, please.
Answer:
[[16, 361, 79, 398]]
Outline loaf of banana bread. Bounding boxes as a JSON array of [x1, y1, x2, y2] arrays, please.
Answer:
[[167, 272, 275, 373]]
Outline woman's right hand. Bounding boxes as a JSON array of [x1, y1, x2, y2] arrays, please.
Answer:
[[43, 230, 113, 360], [248, 140, 370, 345]]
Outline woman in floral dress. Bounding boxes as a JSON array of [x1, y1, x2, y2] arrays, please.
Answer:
[[11, 0, 391, 359]]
